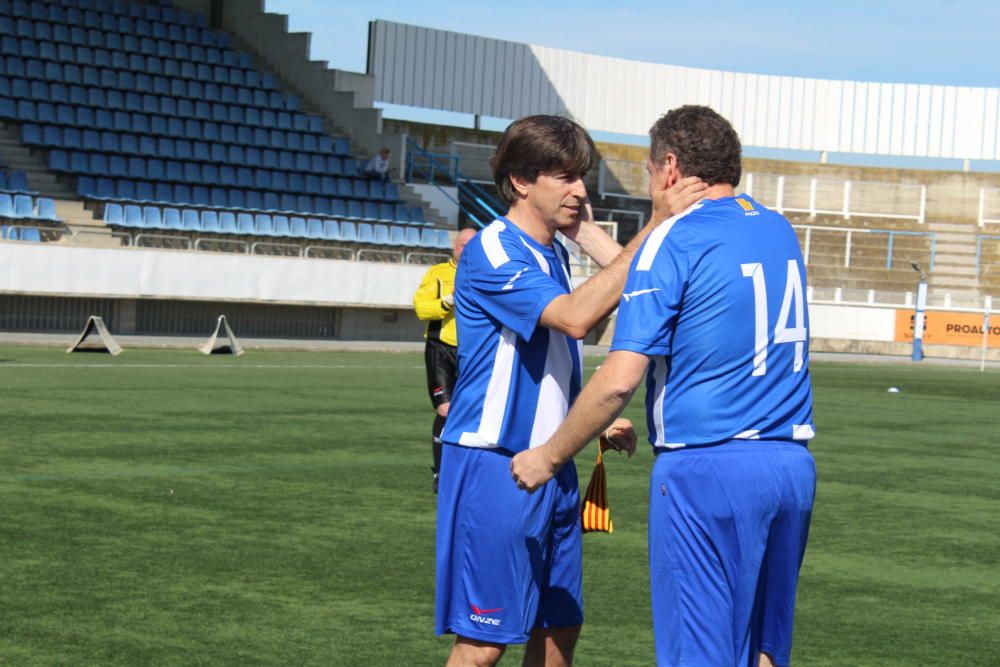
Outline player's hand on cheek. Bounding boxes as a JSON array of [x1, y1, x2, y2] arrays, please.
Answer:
[[510, 447, 557, 492], [652, 176, 707, 224], [560, 199, 592, 243], [601, 417, 637, 457]]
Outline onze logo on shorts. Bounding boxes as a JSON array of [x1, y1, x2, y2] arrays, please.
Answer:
[[469, 603, 503, 626]]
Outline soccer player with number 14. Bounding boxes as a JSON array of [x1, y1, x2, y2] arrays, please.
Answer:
[[512, 106, 817, 667]]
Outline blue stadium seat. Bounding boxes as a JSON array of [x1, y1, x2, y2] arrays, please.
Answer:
[[289, 217, 307, 237], [0, 194, 12, 218], [436, 230, 452, 250], [357, 223, 374, 244], [10, 194, 31, 218], [9, 171, 28, 192], [103, 202, 123, 225], [420, 229, 438, 248], [389, 225, 406, 247], [254, 213, 272, 235], [393, 204, 411, 224], [404, 227, 422, 248], [162, 208, 182, 231], [368, 181, 385, 201], [201, 211, 221, 232], [342, 158, 359, 178], [323, 220, 340, 241], [49, 150, 69, 172], [210, 188, 228, 208], [181, 209, 200, 231], [385, 183, 400, 202], [18, 227, 40, 242], [305, 218, 324, 239], [123, 205, 142, 227], [143, 206, 162, 229], [362, 201, 379, 221], [410, 207, 426, 225], [271, 215, 290, 237], [346, 200, 363, 220], [174, 184, 192, 204], [339, 221, 358, 243], [295, 195, 312, 213], [373, 224, 390, 246], [236, 213, 254, 234], [219, 212, 237, 233], [36, 198, 57, 221], [352, 180, 369, 201]]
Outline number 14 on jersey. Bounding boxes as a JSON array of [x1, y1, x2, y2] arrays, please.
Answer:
[[741, 260, 807, 377]]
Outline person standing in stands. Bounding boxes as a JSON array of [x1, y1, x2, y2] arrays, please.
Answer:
[[413, 227, 477, 493], [511, 106, 817, 667], [365, 147, 393, 183], [435, 115, 707, 666]]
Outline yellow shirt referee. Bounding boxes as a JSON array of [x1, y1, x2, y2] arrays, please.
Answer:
[[413, 228, 476, 492]]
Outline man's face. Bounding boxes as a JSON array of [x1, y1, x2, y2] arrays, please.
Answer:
[[452, 229, 474, 261], [518, 171, 588, 229]]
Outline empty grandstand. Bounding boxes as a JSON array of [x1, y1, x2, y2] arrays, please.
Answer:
[[0, 4, 997, 358]]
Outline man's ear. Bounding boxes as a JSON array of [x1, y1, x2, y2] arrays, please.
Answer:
[[664, 153, 680, 188], [509, 173, 530, 198]]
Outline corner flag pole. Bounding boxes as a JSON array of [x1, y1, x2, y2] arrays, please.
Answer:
[[911, 262, 927, 362], [981, 296, 992, 373]]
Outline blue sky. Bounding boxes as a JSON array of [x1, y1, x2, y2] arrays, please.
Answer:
[[263, 0, 1000, 168]]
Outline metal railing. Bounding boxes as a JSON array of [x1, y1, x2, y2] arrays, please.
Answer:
[[745, 174, 927, 224], [978, 188, 1000, 227], [405, 137, 505, 228], [794, 225, 936, 272], [975, 235, 1000, 276]]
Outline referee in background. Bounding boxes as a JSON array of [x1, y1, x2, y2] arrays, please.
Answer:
[[413, 227, 476, 493]]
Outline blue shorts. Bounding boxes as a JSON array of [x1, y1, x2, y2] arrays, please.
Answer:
[[648, 440, 816, 667], [435, 443, 583, 644]]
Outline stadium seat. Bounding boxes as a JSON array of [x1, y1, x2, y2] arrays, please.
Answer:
[[162, 208, 183, 231], [271, 215, 290, 237], [289, 217, 307, 237], [167, 209, 192, 232], [236, 213, 254, 234], [357, 223, 375, 244], [219, 212, 237, 234], [436, 230, 452, 250], [389, 225, 406, 246], [0, 194, 14, 218], [18, 227, 41, 242], [254, 213, 272, 235], [323, 220, 340, 241], [36, 198, 57, 221], [103, 203, 123, 226], [123, 205, 143, 227], [420, 229, 438, 248], [12, 194, 32, 218], [404, 227, 422, 248], [143, 206, 162, 229], [305, 218, 324, 240], [339, 221, 358, 243], [373, 224, 391, 246]]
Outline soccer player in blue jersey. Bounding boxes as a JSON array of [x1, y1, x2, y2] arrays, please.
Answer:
[[511, 106, 817, 667], [435, 115, 707, 667]]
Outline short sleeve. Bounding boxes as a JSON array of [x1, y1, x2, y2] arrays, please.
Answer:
[[610, 227, 688, 356], [468, 253, 567, 342]]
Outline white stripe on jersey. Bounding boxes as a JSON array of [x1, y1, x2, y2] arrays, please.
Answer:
[[650, 356, 668, 447], [529, 330, 573, 448], [636, 202, 703, 272], [792, 424, 816, 440], [459, 326, 517, 448], [481, 220, 511, 268]]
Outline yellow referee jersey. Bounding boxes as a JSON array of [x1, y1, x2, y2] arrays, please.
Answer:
[[413, 258, 457, 347]]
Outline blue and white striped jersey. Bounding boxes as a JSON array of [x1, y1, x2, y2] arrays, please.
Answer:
[[611, 195, 815, 450], [441, 218, 583, 454]]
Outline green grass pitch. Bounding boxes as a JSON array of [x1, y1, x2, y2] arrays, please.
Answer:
[[0, 346, 998, 665]]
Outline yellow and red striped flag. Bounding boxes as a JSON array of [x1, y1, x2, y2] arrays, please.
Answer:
[[581, 441, 613, 533]]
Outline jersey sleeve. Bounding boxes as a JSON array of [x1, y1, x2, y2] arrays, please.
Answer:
[[413, 265, 450, 321], [467, 250, 567, 342], [610, 226, 689, 356]]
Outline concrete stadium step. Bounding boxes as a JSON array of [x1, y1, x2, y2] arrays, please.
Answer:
[[0, 123, 77, 199]]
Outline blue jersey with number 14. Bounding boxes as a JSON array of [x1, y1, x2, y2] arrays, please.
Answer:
[[610, 195, 815, 450]]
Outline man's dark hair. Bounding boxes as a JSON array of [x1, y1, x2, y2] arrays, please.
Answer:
[[491, 115, 596, 204], [649, 106, 742, 187]]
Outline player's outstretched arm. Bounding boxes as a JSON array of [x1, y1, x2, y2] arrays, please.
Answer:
[[539, 177, 705, 339], [510, 350, 649, 491]]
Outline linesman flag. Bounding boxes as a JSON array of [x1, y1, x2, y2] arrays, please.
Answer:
[[581, 439, 614, 533]]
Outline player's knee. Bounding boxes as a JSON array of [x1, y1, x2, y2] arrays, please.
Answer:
[[437, 402, 450, 418], [758, 651, 776, 667], [447, 636, 505, 667]]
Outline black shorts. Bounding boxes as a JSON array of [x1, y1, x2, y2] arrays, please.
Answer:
[[425, 338, 458, 408]]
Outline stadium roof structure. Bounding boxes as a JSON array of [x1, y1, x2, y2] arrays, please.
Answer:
[[369, 20, 1000, 162]]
